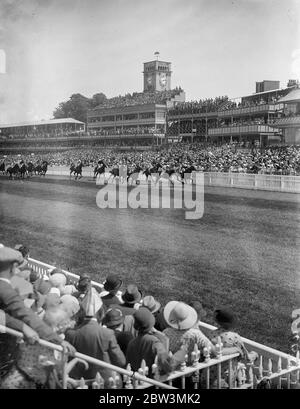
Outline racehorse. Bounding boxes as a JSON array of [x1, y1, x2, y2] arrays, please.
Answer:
[[34, 161, 48, 176], [70, 162, 83, 180], [19, 163, 27, 179], [40, 161, 48, 176], [93, 161, 106, 179], [6, 164, 20, 179], [26, 162, 35, 177], [0, 162, 5, 175]]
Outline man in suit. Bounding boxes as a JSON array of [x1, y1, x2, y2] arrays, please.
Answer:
[[65, 290, 126, 385], [0, 246, 75, 352]]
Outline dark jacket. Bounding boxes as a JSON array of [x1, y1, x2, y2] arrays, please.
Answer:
[[65, 319, 126, 384], [101, 294, 122, 307], [126, 330, 186, 377]]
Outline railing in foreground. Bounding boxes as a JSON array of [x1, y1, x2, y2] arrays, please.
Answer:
[[24, 257, 300, 389]]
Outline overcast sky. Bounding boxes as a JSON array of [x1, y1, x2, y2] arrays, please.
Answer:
[[0, 0, 299, 123]]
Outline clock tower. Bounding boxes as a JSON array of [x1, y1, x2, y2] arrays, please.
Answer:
[[143, 54, 172, 92]]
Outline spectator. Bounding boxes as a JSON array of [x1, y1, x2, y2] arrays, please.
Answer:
[[100, 274, 123, 307], [126, 307, 185, 377], [102, 307, 134, 355], [65, 294, 126, 386], [163, 301, 213, 365]]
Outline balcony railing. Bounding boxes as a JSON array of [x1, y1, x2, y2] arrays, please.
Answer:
[[208, 125, 277, 136], [7, 257, 296, 389], [217, 104, 278, 118]]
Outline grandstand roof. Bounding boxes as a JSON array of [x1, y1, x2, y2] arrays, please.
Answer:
[[0, 118, 84, 129], [241, 87, 292, 100], [277, 88, 300, 104]]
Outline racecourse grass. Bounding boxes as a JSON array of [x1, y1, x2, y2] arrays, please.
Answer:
[[0, 176, 299, 353]]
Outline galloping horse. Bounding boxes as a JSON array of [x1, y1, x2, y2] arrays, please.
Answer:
[[93, 161, 106, 179], [0, 162, 5, 175], [26, 162, 35, 177], [70, 162, 83, 180], [34, 161, 48, 176], [19, 163, 27, 179], [6, 164, 20, 179]]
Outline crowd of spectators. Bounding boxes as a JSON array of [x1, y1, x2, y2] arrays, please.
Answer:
[[93, 88, 183, 110], [168, 96, 230, 115], [0, 244, 258, 389], [3, 143, 300, 175]]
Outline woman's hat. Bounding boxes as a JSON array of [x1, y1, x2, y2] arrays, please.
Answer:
[[60, 294, 80, 317], [77, 274, 91, 292], [103, 308, 124, 328], [142, 296, 161, 314], [133, 307, 155, 333], [11, 276, 33, 298], [103, 275, 122, 292], [163, 301, 198, 330], [122, 284, 142, 304]]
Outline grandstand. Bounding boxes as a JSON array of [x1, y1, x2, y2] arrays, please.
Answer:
[[0, 118, 85, 139], [166, 82, 298, 147]]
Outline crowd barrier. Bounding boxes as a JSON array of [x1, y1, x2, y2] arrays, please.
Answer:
[[45, 167, 300, 193], [7, 257, 296, 389]]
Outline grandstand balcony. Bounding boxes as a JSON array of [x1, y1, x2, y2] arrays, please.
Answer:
[[217, 103, 281, 118], [208, 124, 278, 137], [269, 115, 300, 128], [167, 111, 218, 120]]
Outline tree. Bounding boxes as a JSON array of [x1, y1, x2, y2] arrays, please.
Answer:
[[90, 93, 107, 108], [53, 93, 92, 123]]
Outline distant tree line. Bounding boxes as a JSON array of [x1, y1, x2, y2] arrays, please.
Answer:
[[53, 93, 107, 123]]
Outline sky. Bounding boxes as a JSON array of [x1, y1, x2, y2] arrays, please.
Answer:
[[0, 0, 299, 123]]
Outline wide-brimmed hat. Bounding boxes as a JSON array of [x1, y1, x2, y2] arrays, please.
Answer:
[[103, 275, 122, 292], [0, 247, 23, 269], [49, 273, 67, 288], [142, 296, 161, 314], [60, 294, 80, 317], [122, 284, 142, 304], [103, 307, 124, 328], [133, 307, 155, 333], [163, 301, 198, 330]]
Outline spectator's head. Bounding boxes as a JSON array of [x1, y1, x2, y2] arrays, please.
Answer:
[[163, 301, 198, 331], [103, 274, 122, 295], [11, 275, 34, 300], [0, 246, 24, 277], [122, 284, 143, 307], [43, 306, 69, 333], [60, 294, 80, 318], [14, 244, 30, 259], [49, 273, 67, 292], [214, 309, 236, 330], [133, 307, 155, 334], [141, 295, 161, 314], [44, 293, 61, 310], [76, 273, 91, 294], [102, 307, 124, 330]]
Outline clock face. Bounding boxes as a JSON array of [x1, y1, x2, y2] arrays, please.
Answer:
[[159, 73, 167, 87], [147, 75, 152, 85]]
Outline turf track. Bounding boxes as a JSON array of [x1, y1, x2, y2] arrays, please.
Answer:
[[0, 175, 299, 352]]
